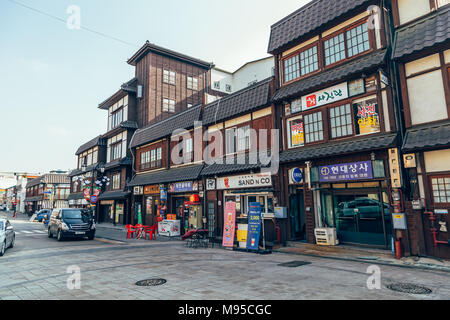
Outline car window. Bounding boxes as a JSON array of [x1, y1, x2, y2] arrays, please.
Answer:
[[0, 221, 3, 230], [62, 210, 92, 220]]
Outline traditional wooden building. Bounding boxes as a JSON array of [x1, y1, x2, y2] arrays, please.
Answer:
[[128, 104, 205, 229], [392, 0, 450, 258], [95, 78, 139, 225], [25, 173, 70, 213], [68, 136, 106, 211], [201, 77, 280, 242], [127, 41, 217, 127], [269, 0, 402, 249]]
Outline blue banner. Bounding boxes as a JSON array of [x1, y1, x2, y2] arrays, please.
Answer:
[[246, 202, 262, 251]]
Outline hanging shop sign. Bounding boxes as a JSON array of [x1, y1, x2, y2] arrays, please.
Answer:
[[206, 178, 216, 191], [319, 161, 373, 183], [290, 168, 304, 184], [133, 186, 143, 196], [246, 202, 262, 251], [217, 173, 272, 190], [353, 97, 380, 136], [83, 186, 91, 201], [160, 188, 167, 201], [168, 181, 199, 193], [222, 201, 236, 248], [301, 82, 348, 111]]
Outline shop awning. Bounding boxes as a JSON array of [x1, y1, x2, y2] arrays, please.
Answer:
[[402, 121, 450, 152], [393, 7, 450, 60], [24, 196, 43, 202], [98, 191, 131, 201], [272, 49, 387, 103], [280, 133, 398, 164], [128, 164, 204, 187], [67, 193, 84, 201]]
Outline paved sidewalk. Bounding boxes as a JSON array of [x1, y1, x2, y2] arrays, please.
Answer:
[[275, 242, 450, 273]]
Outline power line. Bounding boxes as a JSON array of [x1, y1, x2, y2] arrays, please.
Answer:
[[6, 0, 140, 48]]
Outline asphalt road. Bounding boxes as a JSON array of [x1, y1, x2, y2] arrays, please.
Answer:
[[1, 212, 450, 300]]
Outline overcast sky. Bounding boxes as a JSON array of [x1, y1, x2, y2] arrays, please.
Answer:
[[0, 0, 308, 174]]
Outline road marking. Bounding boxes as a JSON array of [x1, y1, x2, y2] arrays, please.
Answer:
[[33, 230, 46, 233], [21, 231, 32, 234]]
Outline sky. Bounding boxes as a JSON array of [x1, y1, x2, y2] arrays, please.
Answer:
[[0, 0, 309, 174]]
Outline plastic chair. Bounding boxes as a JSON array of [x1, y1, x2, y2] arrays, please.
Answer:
[[125, 225, 136, 239], [144, 225, 158, 240], [133, 224, 145, 239]]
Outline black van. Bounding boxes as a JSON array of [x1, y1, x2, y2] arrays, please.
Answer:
[[48, 208, 95, 241]]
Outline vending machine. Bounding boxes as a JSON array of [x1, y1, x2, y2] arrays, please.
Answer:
[[188, 203, 203, 230]]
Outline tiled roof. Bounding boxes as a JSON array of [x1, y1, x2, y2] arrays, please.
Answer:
[[129, 105, 202, 149], [272, 49, 387, 103], [201, 153, 272, 177], [280, 133, 397, 163], [268, 0, 371, 53], [120, 121, 139, 130], [75, 136, 105, 155], [98, 191, 131, 200], [104, 157, 133, 170], [26, 177, 44, 188], [403, 121, 450, 152], [127, 164, 204, 187], [393, 6, 450, 60], [128, 41, 214, 69], [68, 164, 100, 177], [202, 78, 272, 126]]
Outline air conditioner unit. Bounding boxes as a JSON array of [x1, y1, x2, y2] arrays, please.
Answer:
[[314, 228, 339, 246]]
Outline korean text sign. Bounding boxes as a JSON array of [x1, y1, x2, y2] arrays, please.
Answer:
[[319, 161, 373, 182], [246, 202, 262, 251]]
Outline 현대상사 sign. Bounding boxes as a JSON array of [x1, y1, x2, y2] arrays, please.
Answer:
[[319, 161, 373, 182]]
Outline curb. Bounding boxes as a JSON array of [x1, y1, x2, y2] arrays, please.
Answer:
[[273, 249, 450, 274]]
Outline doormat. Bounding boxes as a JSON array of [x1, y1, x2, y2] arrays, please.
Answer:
[[278, 261, 312, 268]]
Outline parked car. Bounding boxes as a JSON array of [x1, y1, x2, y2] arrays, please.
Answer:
[[0, 219, 15, 256], [35, 209, 52, 222], [48, 208, 95, 241]]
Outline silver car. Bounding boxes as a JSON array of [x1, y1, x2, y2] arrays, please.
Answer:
[[0, 219, 15, 256]]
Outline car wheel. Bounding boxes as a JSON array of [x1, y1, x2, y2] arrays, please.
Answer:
[[9, 236, 15, 248], [48, 228, 53, 238], [0, 241, 5, 256], [88, 234, 95, 240], [57, 230, 63, 242]]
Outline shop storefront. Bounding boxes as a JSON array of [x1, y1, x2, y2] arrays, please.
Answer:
[[205, 171, 279, 244], [168, 180, 203, 233], [143, 184, 162, 226], [311, 156, 393, 249], [97, 191, 131, 225]]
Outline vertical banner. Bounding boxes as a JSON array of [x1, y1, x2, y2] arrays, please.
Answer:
[[222, 201, 236, 247], [247, 202, 262, 251], [83, 186, 91, 201]]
